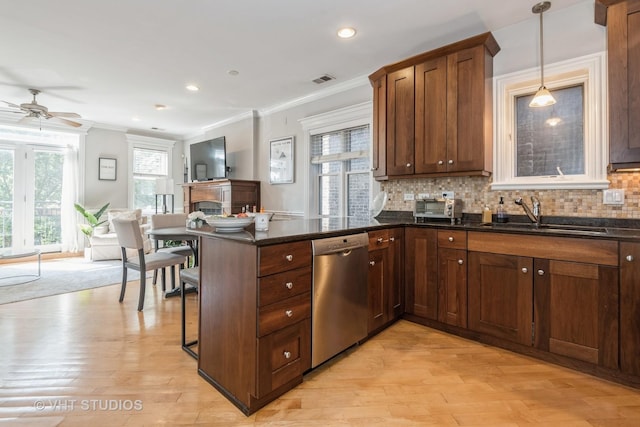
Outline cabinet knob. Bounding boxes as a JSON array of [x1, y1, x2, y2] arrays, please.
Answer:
[[285, 254, 293, 262], [448, 236, 454, 242], [285, 282, 293, 290], [458, 259, 463, 265], [537, 269, 545, 276], [406, 163, 412, 168], [627, 255, 634, 262], [448, 159, 454, 165], [522, 267, 528, 274], [283, 351, 291, 359], [285, 309, 293, 318], [438, 160, 444, 165], [371, 167, 378, 171], [389, 237, 395, 242], [369, 260, 375, 266], [377, 237, 384, 244]]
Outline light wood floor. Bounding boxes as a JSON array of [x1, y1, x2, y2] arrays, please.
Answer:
[[1, 279, 640, 426]]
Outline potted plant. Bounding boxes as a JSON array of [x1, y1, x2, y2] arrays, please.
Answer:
[[74, 202, 110, 239]]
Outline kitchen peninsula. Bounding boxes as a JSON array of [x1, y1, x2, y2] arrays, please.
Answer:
[[188, 216, 640, 415]]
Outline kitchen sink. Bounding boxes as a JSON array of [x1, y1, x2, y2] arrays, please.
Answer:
[[480, 222, 609, 235]]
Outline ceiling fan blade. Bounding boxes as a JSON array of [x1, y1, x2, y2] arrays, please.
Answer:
[[18, 115, 35, 124], [49, 116, 82, 128], [1, 100, 22, 109], [48, 111, 81, 119]]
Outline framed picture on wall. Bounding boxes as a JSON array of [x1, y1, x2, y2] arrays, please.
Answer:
[[269, 136, 294, 184], [99, 157, 117, 181]]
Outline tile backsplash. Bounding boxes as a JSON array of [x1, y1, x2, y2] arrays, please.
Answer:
[[381, 172, 640, 219]]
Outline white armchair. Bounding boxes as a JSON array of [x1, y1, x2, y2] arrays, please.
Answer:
[[89, 208, 152, 261]]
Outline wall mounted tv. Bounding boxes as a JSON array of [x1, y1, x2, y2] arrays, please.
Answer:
[[189, 136, 227, 181]]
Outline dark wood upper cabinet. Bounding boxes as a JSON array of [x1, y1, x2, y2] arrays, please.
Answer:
[[597, 0, 640, 170], [369, 32, 499, 180]]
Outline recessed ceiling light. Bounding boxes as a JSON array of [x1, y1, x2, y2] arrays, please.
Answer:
[[228, 70, 239, 76], [155, 104, 167, 110], [186, 84, 199, 92], [337, 27, 356, 39]]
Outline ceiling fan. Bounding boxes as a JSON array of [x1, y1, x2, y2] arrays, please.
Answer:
[[1, 88, 82, 127]]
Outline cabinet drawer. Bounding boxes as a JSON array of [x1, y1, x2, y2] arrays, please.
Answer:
[[258, 292, 311, 337], [257, 319, 311, 397], [258, 267, 312, 307], [438, 230, 467, 249], [369, 229, 390, 250], [259, 241, 311, 276]]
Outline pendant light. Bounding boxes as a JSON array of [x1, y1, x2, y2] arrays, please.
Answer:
[[530, 1, 556, 108]]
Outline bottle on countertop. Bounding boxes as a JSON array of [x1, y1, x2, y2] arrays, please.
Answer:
[[496, 196, 508, 223], [482, 205, 492, 223]]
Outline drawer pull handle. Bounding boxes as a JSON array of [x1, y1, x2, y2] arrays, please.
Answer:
[[285, 282, 293, 290], [458, 259, 463, 265], [285, 309, 293, 318], [285, 254, 293, 262], [377, 237, 384, 244], [627, 255, 634, 262], [369, 261, 375, 266], [537, 269, 545, 276], [522, 267, 528, 274], [284, 351, 291, 359], [448, 236, 454, 242]]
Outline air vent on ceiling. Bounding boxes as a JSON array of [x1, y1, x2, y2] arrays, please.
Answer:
[[312, 74, 335, 84]]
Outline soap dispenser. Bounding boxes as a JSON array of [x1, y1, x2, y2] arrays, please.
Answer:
[[482, 205, 492, 223], [496, 196, 508, 223]]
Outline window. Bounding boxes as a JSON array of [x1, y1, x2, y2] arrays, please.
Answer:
[[311, 125, 370, 218], [492, 52, 608, 190], [126, 135, 175, 213], [300, 102, 374, 218]]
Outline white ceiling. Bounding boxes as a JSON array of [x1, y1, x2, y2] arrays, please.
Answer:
[[0, 0, 586, 139]]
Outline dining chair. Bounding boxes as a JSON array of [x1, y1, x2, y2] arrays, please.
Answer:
[[179, 266, 199, 359], [112, 217, 186, 311], [150, 213, 195, 287]]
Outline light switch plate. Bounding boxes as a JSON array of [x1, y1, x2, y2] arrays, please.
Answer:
[[417, 193, 430, 199], [441, 191, 455, 199], [404, 193, 415, 201], [603, 189, 625, 205]]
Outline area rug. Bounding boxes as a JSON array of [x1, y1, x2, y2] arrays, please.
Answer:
[[0, 258, 152, 305]]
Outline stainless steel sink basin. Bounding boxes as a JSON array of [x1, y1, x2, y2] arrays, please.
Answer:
[[480, 222, 609, 234]]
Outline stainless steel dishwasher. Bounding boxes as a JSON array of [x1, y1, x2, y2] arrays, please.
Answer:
[[311, 232, 369, 368]]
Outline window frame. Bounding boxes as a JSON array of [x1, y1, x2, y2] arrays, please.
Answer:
[[492, 52, 609, 190], [126, 134, 175, 214], [300, 102, 374, 217]]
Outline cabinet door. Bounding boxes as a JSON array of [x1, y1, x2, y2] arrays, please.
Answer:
[[534, 259, 619, 369], [620, 242, 640, 375], [386, 67, 415, 176], [438, 248, 467, 327], [446, 45, 488, 173], [389, 228, 404, 319], [468, 251, 533, 345], [415, 56, 447, 174], [368, 248, 388, 332], [608, 1, 640, 168], [404, 227, 438, 319], [372, 76, 387, 178]]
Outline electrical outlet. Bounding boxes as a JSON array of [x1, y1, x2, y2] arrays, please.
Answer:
[[403, 193, 415, 201], [417, 193, 430, 199], [603, 189, 625, 205], [441, 191, 455, 199]]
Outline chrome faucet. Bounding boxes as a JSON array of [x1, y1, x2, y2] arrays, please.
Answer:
[[515, 196, 542, 226]]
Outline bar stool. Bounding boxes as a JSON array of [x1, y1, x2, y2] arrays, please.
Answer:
[[180, 267, 199, 359]]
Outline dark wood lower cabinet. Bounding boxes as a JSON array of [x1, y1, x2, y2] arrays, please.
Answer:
[[533, 259, 619, 369], [404, 227, 438, 319], [468, 252, 533, 346], [437, 247, 467, 327], [620, 242, 640, 375]]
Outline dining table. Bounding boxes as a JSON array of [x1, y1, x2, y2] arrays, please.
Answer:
[[146, 226, 199, 298]]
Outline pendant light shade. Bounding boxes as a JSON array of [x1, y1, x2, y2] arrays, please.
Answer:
[[530, 1, 556, 108]]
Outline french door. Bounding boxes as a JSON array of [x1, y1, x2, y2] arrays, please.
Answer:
[[0, 144, 65, 252]]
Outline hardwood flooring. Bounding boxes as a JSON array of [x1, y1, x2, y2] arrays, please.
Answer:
[[1, 279, 639, 426]]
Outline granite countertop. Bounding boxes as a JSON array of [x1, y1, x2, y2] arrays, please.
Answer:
[[187, 212, 640, 246]]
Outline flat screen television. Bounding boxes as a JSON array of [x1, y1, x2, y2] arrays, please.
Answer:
[[189, 136, 227, 181]]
